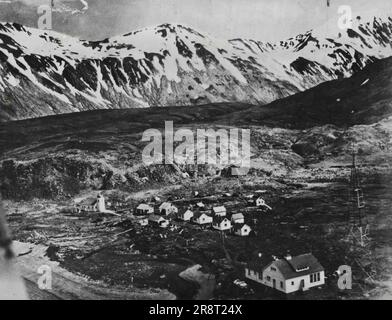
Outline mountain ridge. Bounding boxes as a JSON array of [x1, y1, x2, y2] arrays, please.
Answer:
[[0, 14, 391, 121]]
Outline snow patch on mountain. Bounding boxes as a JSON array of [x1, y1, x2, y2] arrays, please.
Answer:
[[0, 14, 391, 121]]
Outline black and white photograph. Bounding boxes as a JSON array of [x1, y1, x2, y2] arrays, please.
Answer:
[[0, 0, 391, 304]]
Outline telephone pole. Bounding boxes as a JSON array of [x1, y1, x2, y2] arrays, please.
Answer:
[[347, 145, 370, 247]]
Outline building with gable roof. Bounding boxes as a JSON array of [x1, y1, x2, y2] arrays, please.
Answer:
[[245, 253, 325, 293]]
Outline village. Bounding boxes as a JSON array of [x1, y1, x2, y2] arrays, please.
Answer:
[[2, 145, 376, 299], [74, 191, 271, 239], [4, 158, 381, 300], [70, 188, 333, 296]]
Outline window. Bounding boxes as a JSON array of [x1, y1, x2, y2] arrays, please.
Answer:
[[280, 281, 283, 289], [291, 281, 295, 285], [266, 276, 271, 282], [310, 273, 320, 283], [271, 267, 277, 272]]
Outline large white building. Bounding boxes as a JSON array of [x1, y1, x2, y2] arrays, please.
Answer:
[[245, 253, 325, 294]]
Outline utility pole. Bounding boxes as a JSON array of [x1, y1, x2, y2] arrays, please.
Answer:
[[347, 144, 370, 247]]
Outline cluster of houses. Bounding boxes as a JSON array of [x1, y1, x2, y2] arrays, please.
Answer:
[[75, 194, 324, 295], [134, 195, 271, 237], [245, 253, 326, 294], [74, 193, 273, 239]]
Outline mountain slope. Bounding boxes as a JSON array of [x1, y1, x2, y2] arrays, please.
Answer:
[[1, 56, 392, 199], [2, 55, 392, 157], [221, 55, 392, 129], [0, 15, 391, 121]]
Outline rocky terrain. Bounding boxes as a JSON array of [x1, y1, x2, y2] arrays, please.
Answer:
[[0, 14, 391, 121], [0, 55, 391, 201]]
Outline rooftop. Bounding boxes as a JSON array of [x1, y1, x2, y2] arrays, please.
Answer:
[[212, 206, 226, 213], [231, 213, 244, 220], [193, 212, 211, 219], [137, 204, 153, 210], [160, 202, 175, 209], [247, 253, 324, 280], [269, 254, 324, 280], [233, 223, 250, 231], [213, 216, 230, 224], [148, 215, 166, 222]]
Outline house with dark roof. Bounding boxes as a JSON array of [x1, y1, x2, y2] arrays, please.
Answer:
[[223, 165, 249, 177], [148, 215, 170, 228], [233, 223, 251, 237], [135, 204, 154, 216], [213, 216, 232, 231], [245, 253, 325, 294]]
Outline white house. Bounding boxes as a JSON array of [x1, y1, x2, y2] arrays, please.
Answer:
[[213, 217, 232, 231], [231, 213, 245, 224], [135, 217, 149, 226], [233, 223, 251, 237], [136, 204, 154, 215], [148, 215, 170, 228], [255, 197, 272, 210], [212, 206, 227, 217], [245, 253, 325, 294], [179, 209, 194, 221], [159, 202, 178, 216], [192, 212, 213, 225]]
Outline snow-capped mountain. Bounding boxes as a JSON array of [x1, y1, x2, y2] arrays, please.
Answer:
[[0, 14, 391, 121]]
